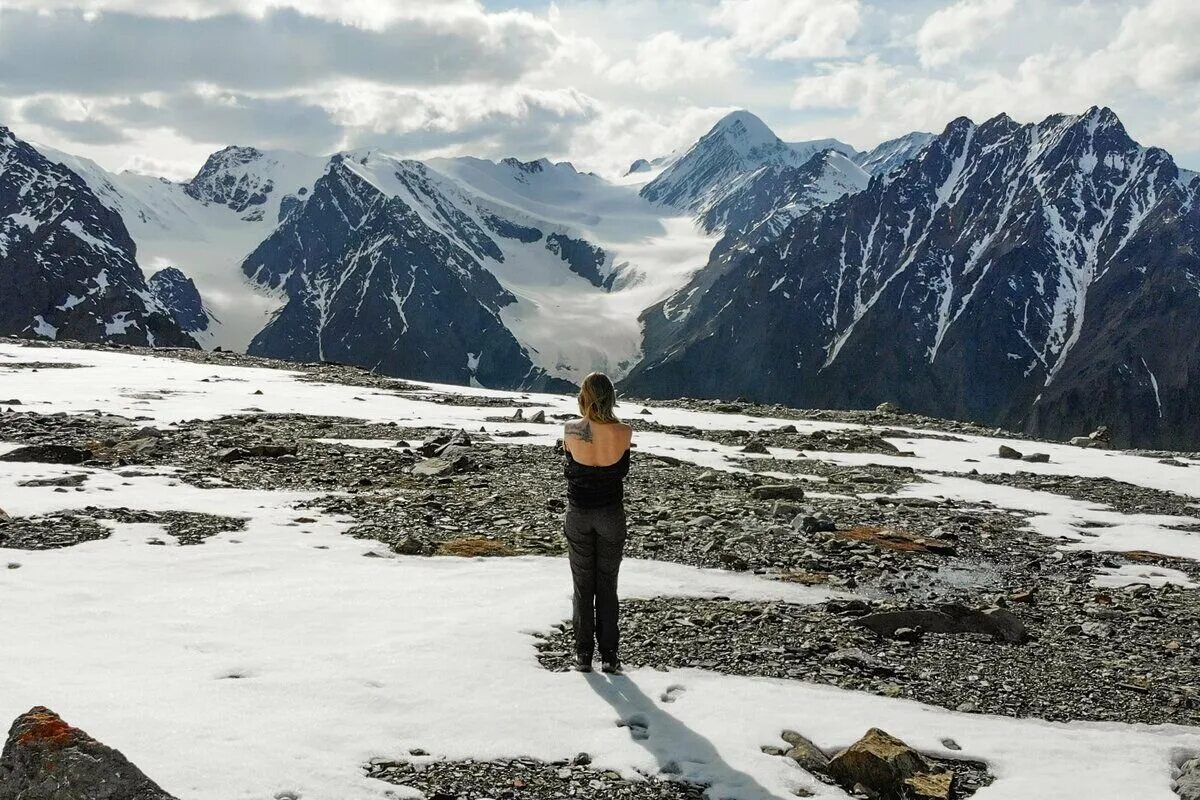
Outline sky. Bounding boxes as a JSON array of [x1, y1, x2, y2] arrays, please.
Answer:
[[1, 0, 1197, 180]]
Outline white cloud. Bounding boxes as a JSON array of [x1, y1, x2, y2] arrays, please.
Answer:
[[606, 32, 740, 91], [1103, 0, 1200, 94], [710, 0, 861, 59], [0, 7, 561, 94], [5, 0, 1200, 178], [3, 0, 503, 30], [325, 84, 601, 160], [916, 0, 1016, 69]]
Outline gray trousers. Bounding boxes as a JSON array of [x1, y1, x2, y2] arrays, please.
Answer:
[[564, 503, 627, 659]]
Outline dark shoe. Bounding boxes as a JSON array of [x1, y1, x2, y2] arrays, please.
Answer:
[[600, 656, 621, 674], [574, 653, 593, 673]]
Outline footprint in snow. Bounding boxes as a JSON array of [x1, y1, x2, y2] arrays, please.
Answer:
[[617, 714, 650, 741], [660, 685, 686, 703]]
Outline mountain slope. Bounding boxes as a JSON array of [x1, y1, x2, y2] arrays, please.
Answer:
[[624, 108, 1200, 449], [852, 131, 936, 180], [700, 149, 870, 246], [37, 143, 328, 350], [641, 110, 858, 219], [242, 154, 573, 390], [0, 127, 196, 348], [147, 266, 217, 345]]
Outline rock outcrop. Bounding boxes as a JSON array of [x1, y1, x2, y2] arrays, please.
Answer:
[[0, 706, 177, 800]]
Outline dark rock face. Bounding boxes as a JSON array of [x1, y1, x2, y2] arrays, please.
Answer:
[[0, 706, 178, 800], [700, 150, 869, 256], [545, 233, 607, 288], [0, 127, 197, 349], [625, 108, 1200, 450], [243, 156, 572, 391], [852, 131, 936, 180], [184, 145, 273, 213], [147, 267, 214, 334], [481, 213, 543, 243]]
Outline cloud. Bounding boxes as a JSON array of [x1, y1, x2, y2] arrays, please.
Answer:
[[0, 7, 560, 94], [4, 0, 1200, 179], [1102, 0, 1200, 95], [606, 32, 740, 91], [18, 97, 133, 145], [565, 103, 735, 175], [789, 0, 1200, 166], [710, 0, 861, 59], [1, 0, 511, 30], [915, 0, 1017, 69], [116, 91, 345, 153], [327, 85, 602, 160]]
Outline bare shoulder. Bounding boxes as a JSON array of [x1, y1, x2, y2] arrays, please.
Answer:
[[619, 421, 634, 444], [564, 417, 593, 442]]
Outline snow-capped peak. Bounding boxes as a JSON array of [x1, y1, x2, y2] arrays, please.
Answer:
[[641, 110, 857, 214], [707, 110, 786, 157]]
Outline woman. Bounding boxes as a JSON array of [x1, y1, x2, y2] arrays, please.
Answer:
[[562, 372, 632, 674]]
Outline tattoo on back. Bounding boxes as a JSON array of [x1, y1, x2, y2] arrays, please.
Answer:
[[566, 419, 593, 443]]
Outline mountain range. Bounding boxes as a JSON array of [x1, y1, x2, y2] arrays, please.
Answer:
[[2, 108, 1197, 448]]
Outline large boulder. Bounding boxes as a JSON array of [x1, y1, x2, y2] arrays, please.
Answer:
[[0, 706, 177, 800], [828, 728, 953, 800], [749, 483, 805, 501], [0, 445, 91, 465]]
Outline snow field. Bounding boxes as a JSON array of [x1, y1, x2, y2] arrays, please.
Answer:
[[2, 344, 1200, 798]]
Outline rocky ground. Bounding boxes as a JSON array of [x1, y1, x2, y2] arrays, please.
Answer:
[[3, 337, 1200, 799], [365, 752, 710, 800]]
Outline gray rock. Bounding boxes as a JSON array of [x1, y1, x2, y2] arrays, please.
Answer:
[[856, 604, 1028, 644], [780, 730, 830, 773], [750, 483, 805, 501], [0, 706, 178, 800], [246, 443, 298, 458], [389, 535, 427, 556], [1174, 757, 1200, 800], [413, 455, 470, 477], [1021, 452, 1050, 463], [0, 444, 91, 465], [792, 514, 835, 534], [771, 500, 805, 519], [216, 447, 249, 463], [824, 648, 894, 675], [997, 445, 1023, 460], [17, 474, 87, 488]]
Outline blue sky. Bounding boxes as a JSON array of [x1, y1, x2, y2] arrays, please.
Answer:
[[1, 0, 1196, 178]]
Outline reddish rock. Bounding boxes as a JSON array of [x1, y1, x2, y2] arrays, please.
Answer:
[[0, 706, 177, 800]]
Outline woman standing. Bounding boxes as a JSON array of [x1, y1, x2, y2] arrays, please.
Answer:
[[562, 372, 632, 674]]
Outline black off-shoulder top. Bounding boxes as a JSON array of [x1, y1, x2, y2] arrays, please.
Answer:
[[563, 449, 631, 509]]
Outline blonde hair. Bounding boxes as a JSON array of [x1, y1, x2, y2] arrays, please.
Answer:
[[578, 372, 618, 423]]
